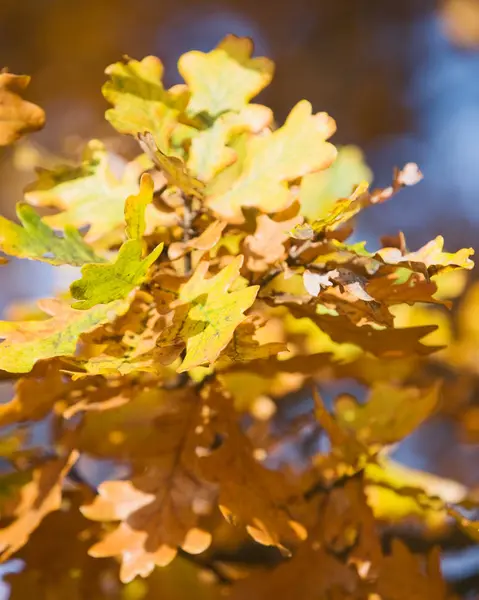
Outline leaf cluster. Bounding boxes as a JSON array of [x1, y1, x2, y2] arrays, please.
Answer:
[[0, 35, 477, 599]]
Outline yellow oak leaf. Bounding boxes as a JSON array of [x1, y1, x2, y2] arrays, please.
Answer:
[[103, 55, 192, 153], [178, 35, 274, 117], [206, 100, 337, 222], [158, 256, 259, 372], [0, 298, 128, 373], [188, 104, 273, 182], [0, 73, 45, 146], [377, 235, 474, 274], [0, 203, 101, 266], [138, 132, 205, 198], [25, 140, 142, 243], [334, 382, 440, 447]]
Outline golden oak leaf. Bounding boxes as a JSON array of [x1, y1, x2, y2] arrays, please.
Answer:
[[178, 35, 274, 117], [215, 317, 288, 368], [230, 477, 379, 600], [157, 256, 259, 372], [103, 56, 192, 152], [284, 302, 442, 358], [376, 541, 446, 600], [0, 203, 101, 266], [244, 211, 303, 273], [334, 382, 440, 447], [0, 298, 128, 373], [0, 451, 78, 562], [0, 361, 132, 427], [197, 384, 307, 552], [81, 390, 214, 582], [188, 104, 273, 182], [138, 132, 205, 198], [25, 140, 142, 243], [206, 101, 337, 223], [0, 73, 45, 146], [366, 270, 447, 307]]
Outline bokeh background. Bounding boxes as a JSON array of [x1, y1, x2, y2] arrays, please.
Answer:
[[1, 0, 479, 594]]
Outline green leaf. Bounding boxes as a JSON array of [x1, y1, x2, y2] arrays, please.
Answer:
[[0, 204, 101, 266], [103, 56, 192, 153], [25, 140, 142, 243], [0, 299, 127, 374], [70, 174, 163, 309], [178, 35, 274, 118], [206, 100, 337, 222], [70, 240, 163, 310]]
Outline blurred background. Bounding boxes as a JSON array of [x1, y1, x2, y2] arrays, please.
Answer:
[[1, 0, 479, 593]]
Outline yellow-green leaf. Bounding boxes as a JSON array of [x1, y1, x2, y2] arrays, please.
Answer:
[[25, 140, 142, 243], [178, 35, 274, 117], [103, 56, 191, 152], [71, 175, 163, 309], [124, 173, 154, 240], [0, 204, 101, 266], [300, 145, 372, 221], [159, 256, 259, 371], [70, 240, 163, 310], [0, 299, 127, 374], [206, 100, 337, 222]]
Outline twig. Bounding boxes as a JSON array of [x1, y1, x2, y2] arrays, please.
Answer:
[[183, 194, 193, 276]]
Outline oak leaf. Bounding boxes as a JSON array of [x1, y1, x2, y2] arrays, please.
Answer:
[[299, 145, 372, 221], [244, 211, 303, 272], [178, 35, 274, 117], [25, 140, 142, 242], [0, 73, 45, 146], [138, 132, 205, 198], [81, 390, 213, 582], [158, 256, 259, 372], [188, 104, 273, 181], [0, 451, 78, 561], [0, 299, 127, 373], [0, 203, 101, 266], [103, 56, 192, 152], [206, 100, 337, 222], [334, 382, 440, 447], [197, 384, 307, 552], [70, 174, 163, 309], [377, 235, 474, 274]]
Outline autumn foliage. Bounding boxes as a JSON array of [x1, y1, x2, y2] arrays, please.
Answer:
[[0, 35, 478, 598]]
